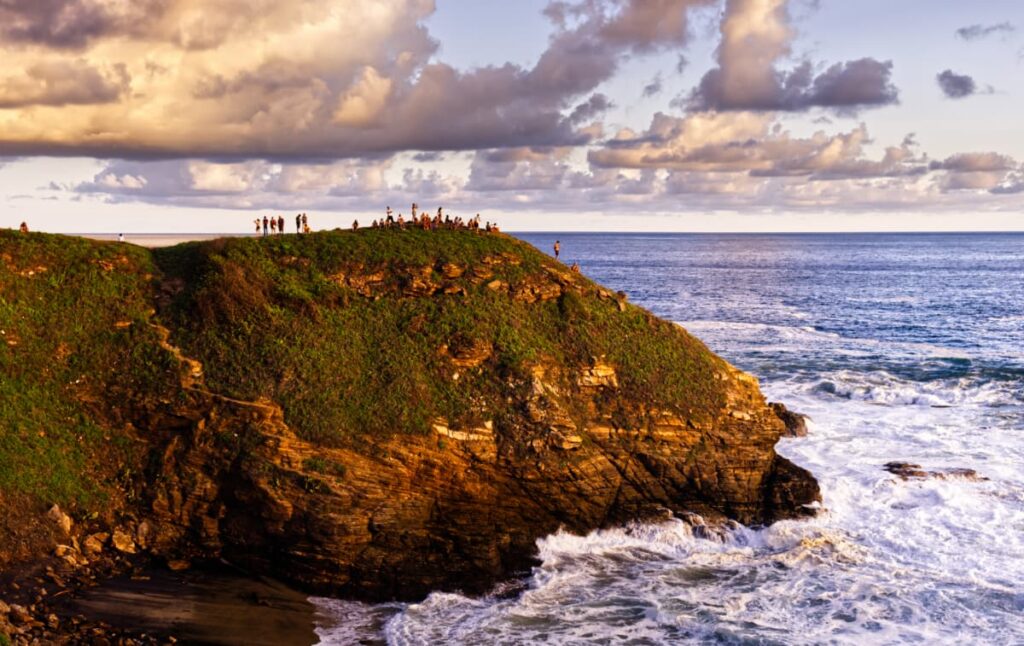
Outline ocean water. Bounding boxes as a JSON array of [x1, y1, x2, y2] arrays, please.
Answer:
[[313, 233, 1024, 645]]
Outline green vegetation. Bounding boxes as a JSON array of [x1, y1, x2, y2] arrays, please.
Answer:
[[154, 228, 727, 446], [0, 230, 178, 513], [0, 227, 727, 525]]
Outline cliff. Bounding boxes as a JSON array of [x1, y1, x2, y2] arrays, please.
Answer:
[[0, 229, 818, 604]]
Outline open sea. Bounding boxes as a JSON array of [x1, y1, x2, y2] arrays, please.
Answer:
[[313, 233, 1024, 645]]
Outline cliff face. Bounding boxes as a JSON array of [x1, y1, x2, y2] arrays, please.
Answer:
[[0, 230, 818, 601]]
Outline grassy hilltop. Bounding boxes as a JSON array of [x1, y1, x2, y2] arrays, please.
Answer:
[[154, 229, 725, 446], [1, 227, 819, 606]]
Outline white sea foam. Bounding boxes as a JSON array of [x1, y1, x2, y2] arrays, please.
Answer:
[[313, 316, 1024, 645]]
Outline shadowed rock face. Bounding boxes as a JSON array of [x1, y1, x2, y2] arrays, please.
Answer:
[[0, 230, 820, 603], [143, 358, 818, 601]]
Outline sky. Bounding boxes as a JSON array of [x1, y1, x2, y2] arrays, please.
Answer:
[[0, 0, 1022, 233]]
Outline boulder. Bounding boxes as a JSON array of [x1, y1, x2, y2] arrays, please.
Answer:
[[45, 505, 72, 536], [770, 402, 809, 437], [884, 462, 987, 481], [111, 529, 137, 554]]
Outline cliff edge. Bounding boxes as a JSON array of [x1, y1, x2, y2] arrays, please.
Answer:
[[0, 229, 818, 603]]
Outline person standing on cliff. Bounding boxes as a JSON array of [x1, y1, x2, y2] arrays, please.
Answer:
[[277, 215, 285, 234], [296, 213, 302, 234], [302, 213, 308, 232], [554, 240, 561, 260], [262, 215, 269, 237]]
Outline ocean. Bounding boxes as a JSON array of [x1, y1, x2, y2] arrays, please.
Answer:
[[313, 233, 1024, 644]]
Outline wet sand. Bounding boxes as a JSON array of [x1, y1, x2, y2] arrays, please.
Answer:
[[63, 565, 318, 645]]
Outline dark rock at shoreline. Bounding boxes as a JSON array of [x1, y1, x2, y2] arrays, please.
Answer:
[[884, 462, 987, 481], [769, 402, 809, 437]]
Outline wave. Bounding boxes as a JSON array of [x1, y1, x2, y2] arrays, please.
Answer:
[[807, 369, 1023, 408]]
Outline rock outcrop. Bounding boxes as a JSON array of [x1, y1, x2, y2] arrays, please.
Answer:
[[140, 352, 817, 600], [770, 402, 810, 437], [0, 229, 820, 606]]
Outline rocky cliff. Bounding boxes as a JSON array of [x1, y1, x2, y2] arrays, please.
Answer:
[[0, 229, 818, 605]]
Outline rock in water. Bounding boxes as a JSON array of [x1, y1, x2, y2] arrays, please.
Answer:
[[884, 462, 986, 481], [0, 230, 820, 602], [770, 402, 809, 437]]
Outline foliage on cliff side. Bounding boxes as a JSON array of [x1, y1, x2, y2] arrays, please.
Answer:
[[0, 228, 729, 530], [154, 229, 728, 446], [0, 231, 178, 533]]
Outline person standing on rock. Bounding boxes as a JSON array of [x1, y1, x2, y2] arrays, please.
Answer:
[[554, 240, 561, 260]]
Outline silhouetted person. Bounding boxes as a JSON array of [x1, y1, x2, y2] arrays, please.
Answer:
[[270, 218, 277, 234], [302, 213, 308, 231], [262, 216, 269, 237], [554, 240, 560, 260], [352, 219, 359, 231], [296, 214, 301, 233]]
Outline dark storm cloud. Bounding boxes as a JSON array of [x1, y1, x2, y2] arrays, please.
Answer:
[[955, 22, 1016, 41], [936, 70, 977, 99]]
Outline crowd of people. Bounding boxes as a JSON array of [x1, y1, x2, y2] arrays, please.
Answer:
[[256, 213, 310, 236], [252, 206, 501, 237], [365, 204, 500, 233], [249, 205, 579, 269]]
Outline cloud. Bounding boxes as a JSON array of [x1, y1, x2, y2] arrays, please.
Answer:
[[0, 0, 716, 160], [589, 112, 926, 180], [567, 93, 614, 124], [689, 0, 898, 112], [956, 22, 1016, 41], [0, 59, 129, 108], [929, 153, 1019, 192], [0, 0, 167, 49], [642, 73, 664, 98], [936, 70, 977, 99]]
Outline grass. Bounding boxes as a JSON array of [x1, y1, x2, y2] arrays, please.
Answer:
[[0, 227, 729, 530], [154, 228, 727, 446], [0, 230, 178, 515]]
